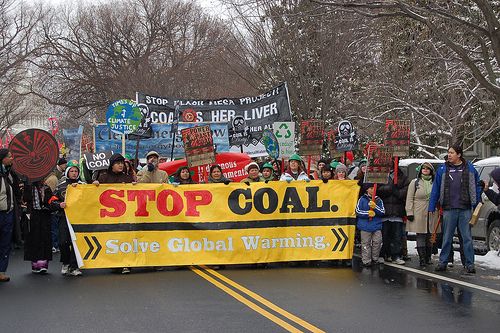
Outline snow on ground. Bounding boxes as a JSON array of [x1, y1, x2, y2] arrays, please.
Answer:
[[407, 241, 500, 270]]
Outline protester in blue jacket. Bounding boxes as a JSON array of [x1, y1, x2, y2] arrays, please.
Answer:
[[429, 144, 482, 274], [356, 183, 385, 267]]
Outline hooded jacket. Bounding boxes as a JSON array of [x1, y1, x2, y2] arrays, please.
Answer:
[[356, 193, 385, 232], [97, 153, 134, 184], [376, 167, 410, 218]]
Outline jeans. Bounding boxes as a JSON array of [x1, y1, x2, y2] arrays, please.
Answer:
[[0, 210, 14, 272], [439, 209, 474, 267]]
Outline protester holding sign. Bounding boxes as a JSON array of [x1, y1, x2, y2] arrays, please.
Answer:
[[429, 144, 481, 274], [137, 151, 168, 184], [377, 163, 410, 265], [280, 154, 309, 182], [23, 181, 54, 274], [50, 160, 84, 276], [241, 162, 264, 183], [0, 149, 21, 282]]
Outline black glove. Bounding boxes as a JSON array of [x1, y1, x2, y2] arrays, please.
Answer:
[[223, 180, 231, 185], [479, 180, 486, 190], [407, 215, 414, 222], [322, 179, 328, 183], [147, 163, 154, 172], [265, 180, 269, 184], [244, 181, 250, 186]]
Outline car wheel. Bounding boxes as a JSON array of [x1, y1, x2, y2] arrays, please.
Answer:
[[487, 220, 500, 251]]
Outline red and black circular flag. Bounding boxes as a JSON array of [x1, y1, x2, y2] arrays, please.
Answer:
[[9, 129, 59, 182]]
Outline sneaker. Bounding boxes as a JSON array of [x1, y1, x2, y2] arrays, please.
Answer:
[[61, 265, 69, 275], [39, 268, 48, 274], [435, 264, 447, 272], [69, 268, 82, 276], [362, 261, 372, 267], [32, 268, 41, 274], [447, 262, 454, 268], [393, 258, 405, 265], [377, 257, 385, 264], [154, 267, 164, 271], [121, 267, 131, 274], [466, 265, 476, 274], [384, 257, 393, 263], [0, 273, 10, 282], [52, 247, 59, 253]]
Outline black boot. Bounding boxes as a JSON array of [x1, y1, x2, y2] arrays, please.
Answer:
[[425, 246, 432, 265], [417, 247, 426, 267]]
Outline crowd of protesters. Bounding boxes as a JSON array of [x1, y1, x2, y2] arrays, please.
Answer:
[[0, 143, 499, 283]]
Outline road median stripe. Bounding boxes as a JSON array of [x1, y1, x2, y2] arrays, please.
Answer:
[[190, 266, 304, 333], [199, 265, 326, 333]]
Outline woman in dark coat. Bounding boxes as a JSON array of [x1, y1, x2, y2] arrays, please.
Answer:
[[23, 181, 53, 274], [172, 166, 197, 185]]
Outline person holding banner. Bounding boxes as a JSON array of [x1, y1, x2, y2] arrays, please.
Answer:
[[23, 181, 54, 274], [320, 164, 334, 182], [93, 153, 135, 274], [272, 160, 282, 180], [280, 154, 309, 182], [137, 151, 168, 184], [0, 149, 21, 282], [377, 164, 410, 265], [405, 162, 440, 267], [261, 163, 276, 182], [172, 166, 197, 185], [241, 162, 264, 183], [356, 183, 385, 267], [429, 144, 482, 274], [208, 165, 232, 184], [49, 160, 84, 276], [335, 163, 348, 180]]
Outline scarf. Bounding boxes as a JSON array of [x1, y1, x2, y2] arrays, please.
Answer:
[[420, 175, 432, 200]]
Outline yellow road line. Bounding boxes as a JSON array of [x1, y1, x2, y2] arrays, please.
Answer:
[[199, 265, 326, 333], [190, 266, 303, 333]]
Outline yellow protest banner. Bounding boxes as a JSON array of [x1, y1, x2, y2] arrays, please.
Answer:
[[65, 180, 360, 268]]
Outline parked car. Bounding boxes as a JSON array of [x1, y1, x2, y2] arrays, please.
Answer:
[[398, 158, 445, 181], [473, 156, 500, 252]]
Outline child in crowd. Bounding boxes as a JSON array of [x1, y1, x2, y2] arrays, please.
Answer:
[[356, 183, 385, 267]]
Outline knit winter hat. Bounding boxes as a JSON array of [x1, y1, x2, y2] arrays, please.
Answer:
[[57, 157, 68, 166], [336, 163, 347, 173], [64, 159, 80, 178], [245, 162, 260, 173], [490, 168, 500, 185], [330, 160, 339, 169]]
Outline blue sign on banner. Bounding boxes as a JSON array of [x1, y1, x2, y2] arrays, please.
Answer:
[[94, 123, 229, 158]]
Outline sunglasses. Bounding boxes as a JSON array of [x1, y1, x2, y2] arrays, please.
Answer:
[[421, 166, 431, 170]]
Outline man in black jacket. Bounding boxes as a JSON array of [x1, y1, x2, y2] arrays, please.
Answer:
[[377, 165, 410, 265], [0, 148, 21, 282]]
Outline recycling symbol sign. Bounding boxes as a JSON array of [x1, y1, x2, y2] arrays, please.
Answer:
[[274, 122, 295, 158]]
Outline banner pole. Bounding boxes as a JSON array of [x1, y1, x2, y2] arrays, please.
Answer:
[[170, 101, 180, 161], [307, 155, 312, 177], [394, 156, 399, 184], [369, 183, 377, 221], [121, 133, 126, 156]]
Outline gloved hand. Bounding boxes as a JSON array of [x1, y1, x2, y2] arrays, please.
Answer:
[[368, 201, 376, 209], [368, 210, 376, 218], [223, 180, 231, 185], [479, 180, 486, 191], [305, 178, 311, 183], [147, 163, 155, 172], [265, 180, 269, 184], [407, 215, 414, 222], [171, 182, 179, 187], [244, 181, 250, 186], [322, 179, 328, 184], [286, 178, 292, 183]]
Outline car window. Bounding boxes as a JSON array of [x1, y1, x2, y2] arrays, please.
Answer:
[[480, 166, 495, 183]]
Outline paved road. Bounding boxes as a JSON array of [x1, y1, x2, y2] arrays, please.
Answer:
[[1, 248, 499, 332]]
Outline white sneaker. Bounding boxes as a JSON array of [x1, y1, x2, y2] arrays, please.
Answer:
[[393, 258, 405, 265], [69, 269, 82, 276], [377, 257, 385, 264], [61, 265, 69, 275], [447, 262, 454, 268], [121, 267, 131, 274]]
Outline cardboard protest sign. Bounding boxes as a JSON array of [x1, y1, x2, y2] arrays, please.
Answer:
[[181, 125, 215, 167], [299, 120, 324, 156], [334, 120, 358, 152], [364, 145, 393, 184], [274, 121, 295, 158], [106, 99, 142, 135], [9, 129, 59, 182], [84, 151, 114, 171], [384, 119, 410, 157]]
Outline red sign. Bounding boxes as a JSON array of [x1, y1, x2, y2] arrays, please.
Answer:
[[48, 117, 59, 136], [159, 152, 252, 183], [181, 125, 215, 167], [299, 120, 324, 156], [384, 119, 410, 156], [364, 145, 393, 184]]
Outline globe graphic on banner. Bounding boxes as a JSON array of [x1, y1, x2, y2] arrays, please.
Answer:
[[106, 99, 142, 135]]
